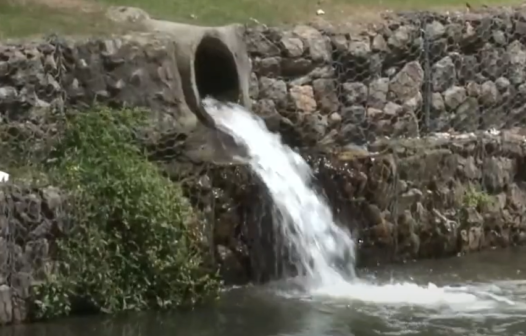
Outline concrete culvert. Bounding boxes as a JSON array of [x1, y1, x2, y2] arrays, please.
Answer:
[[194, 36, 240, 103]]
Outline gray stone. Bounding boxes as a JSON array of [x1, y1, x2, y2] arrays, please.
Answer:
[[303, 112, 329, 140], [349, 37, 371, 58], [341, 105, 366, 124], [329, 112, 342, 125], [309, 65, 334, 79], [432, 56, 456, 92], [292, 25, 331, 62], [385, 67, 397, 77], [507, 40, 526, 84], [480, 81, 500, 105], [459, 54, 479, 82], [425, 21, 445, 40], [483, 157, 513, 192], [372, 34, 388, 52], [339, 122, 367, 144], [466, 81, 481, 97], [312, 78, 339, 114], [402, 92, 422, 113], [280, 34, 304, 57], [280, 58, 315, 77], [492, 30, 507, 45], [0, 285, 12, 324], [245, 29, 280, 57], [480, 47, 505, 80], [443, 86, 467, 110], [259, 77, 287, 107], [254, 57, 281, 76], [331, 35, 348, 52], [342, 82, 368, 105], [253, 99, 282, 130], [495, 77, 510, 91], [431, 92, 445, 112], [0, 87, 17, 101], [453, 97, 479, 132], [368, 77, 389, 109], [384, 101, 403, 117], [390, 61, 424, 103], [0, 61, 7, 77], [446, 23, 463, 43], [388, 25, 414, 49], [367, 107, 385, 120]]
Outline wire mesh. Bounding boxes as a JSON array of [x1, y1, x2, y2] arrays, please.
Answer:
[[245, 6, 526, 269]]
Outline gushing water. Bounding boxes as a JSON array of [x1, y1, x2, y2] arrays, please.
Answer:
[[203, 98, 522, 311], [203, 98, 356, 287]]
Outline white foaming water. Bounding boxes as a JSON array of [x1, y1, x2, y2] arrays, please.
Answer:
[[203, 98, 520, 312]]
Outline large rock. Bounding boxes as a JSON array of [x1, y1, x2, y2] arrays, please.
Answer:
[[389, 61, 424, 103]]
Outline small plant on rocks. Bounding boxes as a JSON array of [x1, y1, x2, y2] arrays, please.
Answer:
[[31, 107, 219, 320]]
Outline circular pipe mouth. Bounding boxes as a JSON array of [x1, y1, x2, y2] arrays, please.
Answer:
[[192, 35, 242, 138], [194, 35, 240, 105]]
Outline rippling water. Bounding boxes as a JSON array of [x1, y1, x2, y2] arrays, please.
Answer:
[[2, 250, 525, 336]]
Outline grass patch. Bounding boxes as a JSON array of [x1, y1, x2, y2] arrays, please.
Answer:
[[0, 0, 523, 38], [20, 107, 220, 320], [0, 2, 115, 39]]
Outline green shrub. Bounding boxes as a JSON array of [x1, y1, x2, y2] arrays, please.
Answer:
[[32, 107, 219, 319], [462, 187, 493, 209]]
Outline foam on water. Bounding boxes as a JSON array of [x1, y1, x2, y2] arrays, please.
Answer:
[[203, 98, 520, 311]]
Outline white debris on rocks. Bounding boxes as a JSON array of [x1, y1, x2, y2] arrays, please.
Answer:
[[0, 171, 9, 183]]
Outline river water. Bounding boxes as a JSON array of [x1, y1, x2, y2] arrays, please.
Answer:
[[3, 99, 525, 336], [1, 250, 525, 336]]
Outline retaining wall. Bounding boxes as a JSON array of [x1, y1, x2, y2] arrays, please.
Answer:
[[2, 5, 526, 324], [245, 7, 526, 146]]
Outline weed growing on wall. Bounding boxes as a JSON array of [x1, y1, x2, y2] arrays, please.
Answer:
[[31, 107, 219, 319]]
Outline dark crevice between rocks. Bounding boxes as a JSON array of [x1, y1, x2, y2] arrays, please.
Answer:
[[195, 36, 240, 104]]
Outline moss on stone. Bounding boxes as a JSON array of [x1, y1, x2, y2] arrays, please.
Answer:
[[462, 187, 495, 209]]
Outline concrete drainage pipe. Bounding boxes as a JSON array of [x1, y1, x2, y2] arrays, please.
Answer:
[[142, 20, 252, 126]]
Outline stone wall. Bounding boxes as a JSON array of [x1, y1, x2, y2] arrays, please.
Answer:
[[245, 6, 526, 147], [210, 6, 526, 279], [2, 5, 526, 324], [0, 185, 66, 324], [192, 130, 526, 282]]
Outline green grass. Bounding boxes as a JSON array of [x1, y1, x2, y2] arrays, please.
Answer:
[[0, 0, 524, 39], [0, 3, 115, 39], [96, 0, 524, 26]]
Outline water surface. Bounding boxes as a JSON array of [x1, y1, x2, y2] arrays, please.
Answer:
[[3, 249, 525, 336]]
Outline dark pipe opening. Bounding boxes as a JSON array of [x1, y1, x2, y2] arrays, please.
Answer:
[[194, 36, 240, 103]]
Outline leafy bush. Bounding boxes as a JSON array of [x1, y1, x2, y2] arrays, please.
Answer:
[[32, 107, 219, 319]]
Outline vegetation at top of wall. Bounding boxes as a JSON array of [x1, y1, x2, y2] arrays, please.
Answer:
[[8, 107, 220, 320], [0, 0, 522, 39]]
